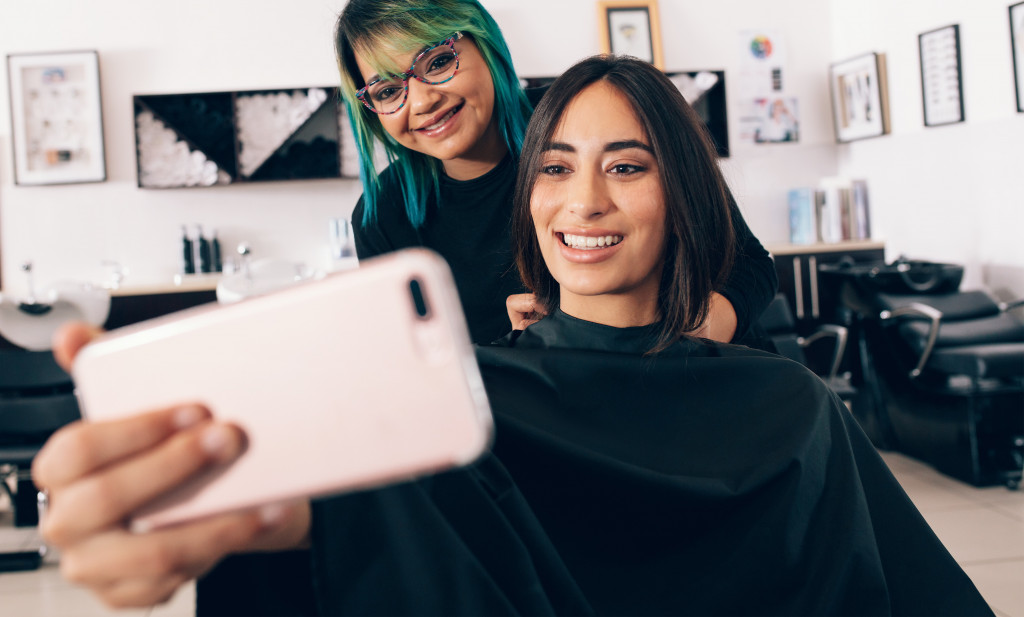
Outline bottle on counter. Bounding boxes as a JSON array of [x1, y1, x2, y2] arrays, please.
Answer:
[[329, 217, 358, 270], [181, 225, 195, 274], [197, 224, 212, 274], [211, 229, 223, 273]]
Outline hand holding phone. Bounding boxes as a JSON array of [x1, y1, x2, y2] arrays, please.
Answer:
[[31, 397, 304, 608], [71, 249, 492, 530]]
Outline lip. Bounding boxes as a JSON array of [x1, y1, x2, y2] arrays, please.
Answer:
[[414, 103, 464, 137], [555, 230, 624, 264]]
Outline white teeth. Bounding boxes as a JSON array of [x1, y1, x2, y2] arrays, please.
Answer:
[[422, 108, 456, 131], [561, 233, 623, 249]]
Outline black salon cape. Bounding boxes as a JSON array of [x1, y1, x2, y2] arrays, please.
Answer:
[[305, 310, 991, 616]]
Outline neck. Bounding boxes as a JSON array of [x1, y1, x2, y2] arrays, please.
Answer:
[[441, 116, 507, 181], [558, 290, 660, 329]]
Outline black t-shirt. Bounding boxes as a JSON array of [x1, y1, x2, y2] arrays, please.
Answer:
[[352, 153, 525, 344]]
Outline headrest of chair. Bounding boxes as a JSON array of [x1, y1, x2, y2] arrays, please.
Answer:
[[757, 294, 797, 333], [876, 290, 1001, 321]]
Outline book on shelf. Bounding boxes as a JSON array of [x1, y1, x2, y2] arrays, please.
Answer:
[[787, 178, 872, 245], [817, 177, 847, 244], [788, 188, 818, 245], [850, 179, 871, 240]]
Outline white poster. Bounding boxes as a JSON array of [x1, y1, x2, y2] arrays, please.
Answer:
[[737, 29, 787, 98]]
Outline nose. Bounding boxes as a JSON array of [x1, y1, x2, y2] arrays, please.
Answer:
[[407, 78, 443, 114], [567, 167, 610, 220]]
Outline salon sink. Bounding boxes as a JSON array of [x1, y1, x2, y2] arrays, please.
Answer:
[[216, 260, 321, 304], [0, 281, 111, 350]]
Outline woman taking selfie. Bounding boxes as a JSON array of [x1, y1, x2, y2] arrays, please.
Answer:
[[335, 0, 777, 345], [34, 55, 991, 616]]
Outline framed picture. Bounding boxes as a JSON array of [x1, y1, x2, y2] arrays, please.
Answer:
[[6, 50, 106, 185], [597, 0, 664, 70], [828, 52, 891, 143], [918, 24, 964, 126], [1011, 2, 1024, 113], [665, 70, 730, 156]]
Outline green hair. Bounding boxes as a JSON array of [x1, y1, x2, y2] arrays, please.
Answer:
[[335, 0, 532, 229]]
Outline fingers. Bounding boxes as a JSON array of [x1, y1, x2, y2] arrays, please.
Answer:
[[61, 509, 267, 587], [93, 577, 184, 610], [506, 293, 547, 330], [506, 293, 542, 314], [33, 405, 212, 490], [52, 321, 103, 371], [40, 421, 247, 548], [60, 508, 272, 608]]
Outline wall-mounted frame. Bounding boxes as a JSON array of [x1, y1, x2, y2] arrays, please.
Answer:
[[665, 70, 730, 157], [6, 50, 106, 186], [132, 87, 347, 189], [919, 24, 965, 126], [520, 70, 730, 157], [828, 52, 891, 143], [1011, 2, 1024, 113], [597, 0, 664, 70]]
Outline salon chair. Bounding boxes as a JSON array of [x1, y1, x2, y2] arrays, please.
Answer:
[[0, 348, 81, 571], [757, 293, 857, 407], [826, 260, 1024, 488]]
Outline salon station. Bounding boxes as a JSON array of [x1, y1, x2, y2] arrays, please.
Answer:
[[1, 1, 1023, 616]]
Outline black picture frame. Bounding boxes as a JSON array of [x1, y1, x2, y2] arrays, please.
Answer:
[[918, 24, 965, 126], [520, 70, 729, 158], [664, 70, 730, 157], [1011, 2, 1024, 113], [6, 50, 107, 185], [132, 86, 346, 189]]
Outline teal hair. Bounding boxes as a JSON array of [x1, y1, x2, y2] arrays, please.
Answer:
[[335, 0, 532, 229]]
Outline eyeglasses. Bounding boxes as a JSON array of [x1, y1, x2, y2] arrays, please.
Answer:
[[356, 32, 463, 115]]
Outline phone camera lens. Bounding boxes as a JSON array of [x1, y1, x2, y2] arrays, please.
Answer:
[[408, 278, 430, 319]]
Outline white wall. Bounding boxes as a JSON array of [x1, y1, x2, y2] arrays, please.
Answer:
[[829, 0, 1024, 297], [0, 0, 357, 294], [4, 1, 1019, 299], [0, 0, 841, 295]]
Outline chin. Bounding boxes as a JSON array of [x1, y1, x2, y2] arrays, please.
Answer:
[[557, 278, 621, 298]]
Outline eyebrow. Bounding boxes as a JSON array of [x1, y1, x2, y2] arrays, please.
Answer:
[[543, 139, 654, 154], [364, 41, 436, 85]]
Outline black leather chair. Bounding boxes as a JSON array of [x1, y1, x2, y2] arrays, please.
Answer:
[[758, 293, 857, 406], [831, 267, 1024, 488], [0, 348, 81, 571]]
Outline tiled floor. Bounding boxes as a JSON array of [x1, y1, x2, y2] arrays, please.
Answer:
[[2, 450, 1023, 616]]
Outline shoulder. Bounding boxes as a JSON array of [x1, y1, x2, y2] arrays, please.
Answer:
[[353, 165, 416, 233]]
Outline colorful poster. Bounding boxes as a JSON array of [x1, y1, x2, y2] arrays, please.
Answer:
[[738, 97, 799, 145], [737, 29, 787, 98]]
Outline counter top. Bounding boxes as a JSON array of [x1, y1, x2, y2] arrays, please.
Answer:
[[765, 240, 885, 256], [106, 274, 221, 297]]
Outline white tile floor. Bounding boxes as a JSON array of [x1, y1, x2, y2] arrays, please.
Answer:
[[2, 450, 1022, 617]]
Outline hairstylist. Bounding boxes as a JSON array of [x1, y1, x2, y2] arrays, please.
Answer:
[[336, 0, 777, 345]]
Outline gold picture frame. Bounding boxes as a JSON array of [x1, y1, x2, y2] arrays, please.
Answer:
[[828, 52, 891, 143], [597, 0, 664, 70]]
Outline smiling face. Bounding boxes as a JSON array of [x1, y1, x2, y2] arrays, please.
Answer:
[[529, 80, 668, 327], [354, 34, 505, 180]]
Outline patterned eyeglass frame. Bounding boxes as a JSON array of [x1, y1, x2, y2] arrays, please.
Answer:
[[356, 32, 463, 115]]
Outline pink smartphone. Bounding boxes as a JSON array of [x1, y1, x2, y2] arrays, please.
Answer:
[[72, 249, 492, 531]]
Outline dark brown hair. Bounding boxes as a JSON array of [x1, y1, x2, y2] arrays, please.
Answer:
[[513, 55, 735, 352]]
